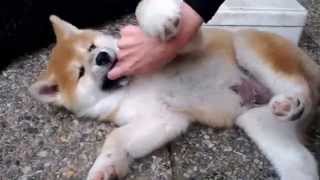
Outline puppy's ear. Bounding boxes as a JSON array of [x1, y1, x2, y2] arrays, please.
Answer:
[[29, 72, 60, 104], [49, 15, 79, 42]]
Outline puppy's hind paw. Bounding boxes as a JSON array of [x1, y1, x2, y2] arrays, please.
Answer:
[[136, 0, 182, 41], [269, 94, 305, 121]]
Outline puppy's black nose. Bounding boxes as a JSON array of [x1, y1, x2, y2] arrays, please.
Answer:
[[96, 52, 111, 66]]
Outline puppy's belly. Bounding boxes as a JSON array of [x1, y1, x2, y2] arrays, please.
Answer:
[[184, 79, 271, 127], [162, 86, 245, 128], [160, 73, 271, 127]]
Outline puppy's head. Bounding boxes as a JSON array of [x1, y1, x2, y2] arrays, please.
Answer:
[[30, 15, 127, 112]]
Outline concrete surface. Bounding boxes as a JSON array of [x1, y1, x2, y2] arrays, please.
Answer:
[[1, 1, 320, 179]]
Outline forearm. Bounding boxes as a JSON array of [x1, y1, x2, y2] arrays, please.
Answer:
[[167, 0, 225, 50]]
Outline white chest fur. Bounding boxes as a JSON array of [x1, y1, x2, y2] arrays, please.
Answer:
[[111, 52, 245, 127]]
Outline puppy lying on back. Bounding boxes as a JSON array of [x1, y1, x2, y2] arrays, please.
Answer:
[[30, 0, 320, 179]]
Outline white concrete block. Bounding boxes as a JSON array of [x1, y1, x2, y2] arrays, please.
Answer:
[[205, 0, 308, 44]]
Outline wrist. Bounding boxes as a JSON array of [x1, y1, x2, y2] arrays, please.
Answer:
[[168, 2, 203, 49]]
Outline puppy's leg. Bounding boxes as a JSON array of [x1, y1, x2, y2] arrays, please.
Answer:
[[136, 0, 182, 41], [236, 106, 318, 180], [87, 117, 189, 180], [234, 30, 313, 122]]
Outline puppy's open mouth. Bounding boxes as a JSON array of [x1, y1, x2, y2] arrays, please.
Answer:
[[101, 59, 127, 91]]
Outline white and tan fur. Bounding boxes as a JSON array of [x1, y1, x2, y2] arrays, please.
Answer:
[[30, 0, 320, 179]]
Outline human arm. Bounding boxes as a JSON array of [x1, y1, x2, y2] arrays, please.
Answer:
[[108, 0, 224, 80]]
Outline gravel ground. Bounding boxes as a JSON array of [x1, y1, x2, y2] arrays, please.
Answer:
[[1, 1, 320, 179]]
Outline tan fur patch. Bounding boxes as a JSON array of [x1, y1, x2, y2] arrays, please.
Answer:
[[203, 28, 236, 64], [47, 31, 98, 106], [242, 30, 304, 76]]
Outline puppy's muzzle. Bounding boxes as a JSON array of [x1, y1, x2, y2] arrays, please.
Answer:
[[93, 48, 117, 70]]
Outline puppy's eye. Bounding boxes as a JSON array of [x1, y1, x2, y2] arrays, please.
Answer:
[[78, 66, 85, 79], [88, 44, 96, 52]]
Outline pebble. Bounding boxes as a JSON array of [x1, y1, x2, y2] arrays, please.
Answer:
[[37, 150, 48, 157], [22, 166, 31, 174], [204, 135, 210, 140], [224, 146, 232, 152], [62, 168, 76, 178]]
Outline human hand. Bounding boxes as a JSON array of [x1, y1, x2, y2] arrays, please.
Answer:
[[108, 25, 178, 80], [108, 2, 203, 80]]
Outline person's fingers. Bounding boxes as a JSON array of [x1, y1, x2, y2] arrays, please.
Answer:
[[108, 65, 125, 80], [120, 25, 141, 36], [117, 50, 132, 61], [108, 59, 136, 79], [108, 60, 128, 80], [134, 67, 149, 75], [128, 57, 157, 75], [117, 46, 142, 61], [135, 62, 158, 75], [118, 37, 143, 49]]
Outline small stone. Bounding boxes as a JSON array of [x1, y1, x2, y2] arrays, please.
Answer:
[[22, 166, 31, 174], [72, 120, 79, 127], [44, 162, 51, 167], [37, 150, 48, 157], [60, 136, 68, 143], [254, 159, 260, 164], [224, 146, 232, 152], [63, 168, 76, 178], [183, 173, 190, 178], [54, 149, 60, 154], [208, 143, 214, 148]]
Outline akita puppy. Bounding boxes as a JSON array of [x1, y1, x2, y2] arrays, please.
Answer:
[[30, 0, 320, 179]]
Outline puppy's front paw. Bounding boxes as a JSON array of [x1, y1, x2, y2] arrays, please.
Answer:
[[136, 0, 182, 41], [87, 166, 118, 180], [87, 154, 128, 180], [269, 94, 305, 121]]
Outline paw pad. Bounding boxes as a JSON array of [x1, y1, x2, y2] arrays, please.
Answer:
[[270, 95, 304, 121]]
